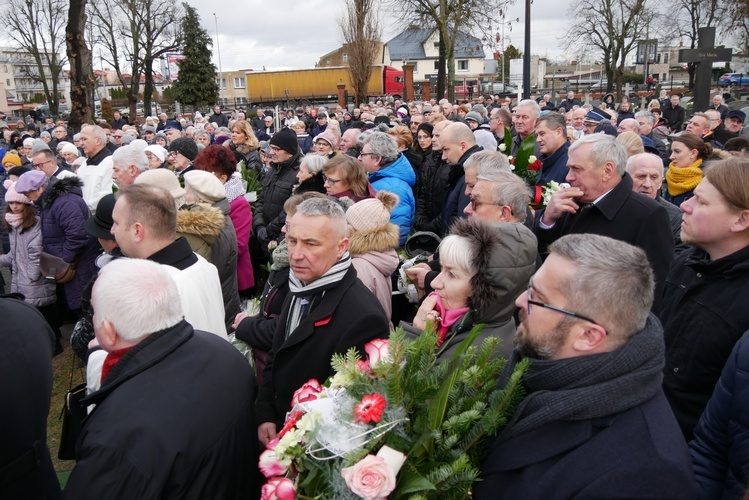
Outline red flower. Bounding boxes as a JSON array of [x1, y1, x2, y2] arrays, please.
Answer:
[[528, 160, 543, 171], [354, 393, 387, 424], [278, 411, 304, 439], [291, 379, 323, 407]]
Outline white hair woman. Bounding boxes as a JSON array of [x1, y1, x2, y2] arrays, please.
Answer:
[[401, 217, 536, 359]]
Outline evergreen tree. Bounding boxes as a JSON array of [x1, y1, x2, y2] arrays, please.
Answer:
[[172, 4, 218, 106]]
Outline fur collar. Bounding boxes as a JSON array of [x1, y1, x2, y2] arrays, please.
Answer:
[[176, 203, 225, 238], [347, 223, 399, 256], [41, 176, 84, 210]]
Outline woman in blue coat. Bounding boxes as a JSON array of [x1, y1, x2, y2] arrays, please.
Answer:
[[690, 331, 749, 499], [359, 131, 415, 246]]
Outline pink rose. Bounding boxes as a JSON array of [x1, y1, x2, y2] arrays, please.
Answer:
[[259, 449, 288, 478], [364, 339, 390, 367], [290, 378, 322, 407], [356, 359, 371, 373], [341, 454, 397, 499], [261, 477, 296, 500]]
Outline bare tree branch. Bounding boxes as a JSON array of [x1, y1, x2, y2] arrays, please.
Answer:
[[338, 0, 382, 105]]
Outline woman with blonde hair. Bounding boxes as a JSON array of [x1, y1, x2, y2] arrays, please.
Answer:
[[230, 120, 262, 172], [617, 131, 645, 157]]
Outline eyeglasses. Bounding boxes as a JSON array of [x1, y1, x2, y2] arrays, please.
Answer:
[[33, 159, 54, 169], [358, 152, 376, 158], [470, 197, 502, 211], [270, 146, 282, 153], [526, 278, 601, 327], [322, 175, 341, 185]]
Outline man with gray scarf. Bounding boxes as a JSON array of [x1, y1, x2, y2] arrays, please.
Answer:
[[474, 234, 694, 498]]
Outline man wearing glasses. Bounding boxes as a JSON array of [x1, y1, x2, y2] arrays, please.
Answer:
[[32, 149, 76, 181], [474, 234, 694, 499]]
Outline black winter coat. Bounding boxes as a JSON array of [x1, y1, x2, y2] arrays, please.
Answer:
[[534, 173, 674, 313], [691, 331, 749, 499], [256, 267, 389, 428], [65, 321, 260, 499], [253, 152, 301, 243], [661, 245, 749, 441], [0, 297, 60, 500], [475, 392, 695, 499], [413, 150, 449, 233]]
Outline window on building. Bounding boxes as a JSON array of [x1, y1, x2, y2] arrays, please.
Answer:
[[662, 73, 667, 81], [5, 79, 9, 87], [235, 97, 248, 104], [457, 60, 468, 71], [663, 53, 668, 64], [433, 42, 439, 49], [656, 53, 661, 63], [343, 53, 348, 63], [434, 61, 440, 71], [216, 77, 226, 89], [234, 77, 245, 89]]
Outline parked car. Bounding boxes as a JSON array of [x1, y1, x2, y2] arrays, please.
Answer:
[[718, 73, 749, 87], [589, 81, 609, 91], [481, 82, 518, 94], [660, 80, 688, 90]]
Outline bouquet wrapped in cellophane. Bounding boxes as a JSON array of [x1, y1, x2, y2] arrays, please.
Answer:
[[259, 326, 528, 499]]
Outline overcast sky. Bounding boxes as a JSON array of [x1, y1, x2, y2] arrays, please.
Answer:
[[187, 0, 574, 72]]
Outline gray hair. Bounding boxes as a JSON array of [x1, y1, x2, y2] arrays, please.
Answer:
[[548, 234, 654, 342], [517, 99, 541, 119], [477, 171, 531, 222], [464, 150, 512, 175], [363, 131, 399, 164], [295, 197, 347, 238], [194, 130, 210, 141], [472, 103, 488, 118], [569, 133, 628, 176], [634, 111, 655, 125], [112, 144, 150, 174], [302, 153, 327, 175], [82, 125, 107, 144], [92, 258, 183, 342], [626, 152, 664, 178]]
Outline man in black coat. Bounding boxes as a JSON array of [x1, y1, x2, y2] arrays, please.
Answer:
[[0, 296, 61, 500], [475, 234, 694, 498], [256, 198, 389, 444], [659, 157, 749, 441], [208, 105, 229, 128], [439, 122, 482, 235], [64, 258, 259, 499], [253, 128, 301, 248], [534, 133, 673, 312], [663, 94, 686, 132]]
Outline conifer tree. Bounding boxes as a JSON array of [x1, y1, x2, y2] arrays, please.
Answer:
[[172, 4, 218, 106]]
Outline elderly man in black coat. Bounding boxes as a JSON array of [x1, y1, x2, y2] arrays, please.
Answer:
[[256, 198, 389, 444], [475, 234, 694, 498], [64, 258, 260, 499], [533, 133, 673, 312]]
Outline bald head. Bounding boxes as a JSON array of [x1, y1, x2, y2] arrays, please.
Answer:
[[431, 119, 453, 151], [617, 118, 640, 134], [441, 122, 476, 166]]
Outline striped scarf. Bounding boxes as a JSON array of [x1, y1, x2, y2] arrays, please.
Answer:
[[285, 252, 351, 339]]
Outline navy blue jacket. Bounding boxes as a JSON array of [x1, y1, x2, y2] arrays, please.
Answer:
[[691, 331, 749, 499], [536, 141, 570, 186], [475, 392, 695, 499]]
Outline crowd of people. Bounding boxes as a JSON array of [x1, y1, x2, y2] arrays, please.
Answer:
[[2, 88, 749, 498]]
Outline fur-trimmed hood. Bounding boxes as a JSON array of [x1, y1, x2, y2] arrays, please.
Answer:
[[41, 176, 84, 210], [347, 222, 400, 256], [176, 203, 225, 239], [448, 218, 537, 325]]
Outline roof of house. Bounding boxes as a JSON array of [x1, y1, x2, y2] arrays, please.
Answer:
[[385, 26, 485, 61]]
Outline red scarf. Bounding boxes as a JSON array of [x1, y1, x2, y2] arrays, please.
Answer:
[[101, 347, 134, 383]]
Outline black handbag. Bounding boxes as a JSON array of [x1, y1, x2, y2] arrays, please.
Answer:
[[58, 353, 87, 460]]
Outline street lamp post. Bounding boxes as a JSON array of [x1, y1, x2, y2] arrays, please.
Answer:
[[213, 13, 223, 106]]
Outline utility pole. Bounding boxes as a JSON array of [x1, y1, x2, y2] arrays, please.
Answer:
[[213, 13, 223, 105]]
